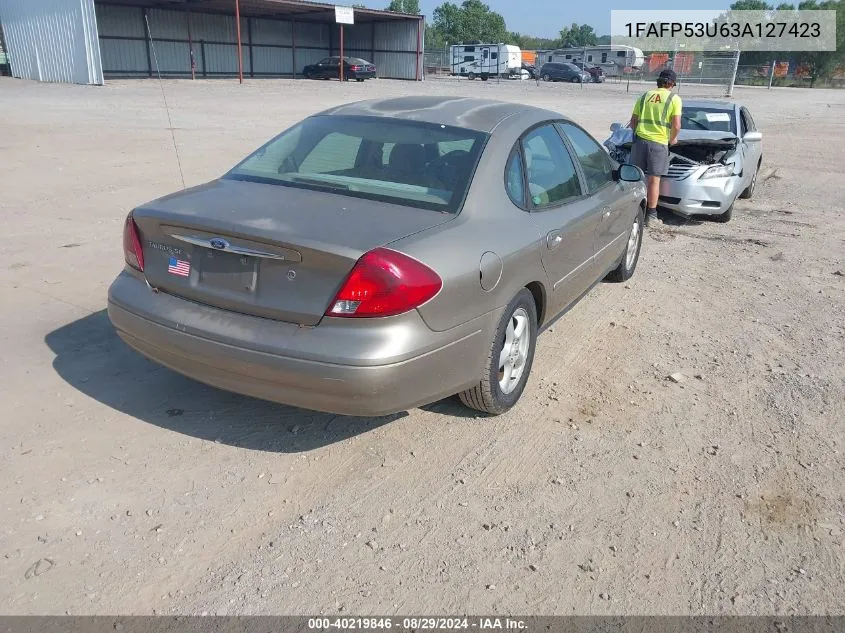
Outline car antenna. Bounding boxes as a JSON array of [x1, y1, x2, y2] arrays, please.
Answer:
[[144, 13, 187, 190]]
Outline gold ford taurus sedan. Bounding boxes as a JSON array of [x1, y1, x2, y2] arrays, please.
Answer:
[[108, 96, 647, 417]]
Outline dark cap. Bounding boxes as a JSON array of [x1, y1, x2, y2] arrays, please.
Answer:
[[658, 69, 677, 84]]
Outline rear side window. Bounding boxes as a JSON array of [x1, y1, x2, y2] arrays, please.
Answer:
[[505, 150, 525, 207], [226, 115, 489, 214]]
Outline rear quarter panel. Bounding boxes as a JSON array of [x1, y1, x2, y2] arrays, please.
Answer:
[[389, 110, 553, 333]]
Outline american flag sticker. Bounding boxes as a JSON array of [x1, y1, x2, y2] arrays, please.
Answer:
[[167, 256, 191, 277]]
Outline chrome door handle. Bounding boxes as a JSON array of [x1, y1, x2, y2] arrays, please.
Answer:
[[547, 231, 564, 249], [602, 206, 612, 218]]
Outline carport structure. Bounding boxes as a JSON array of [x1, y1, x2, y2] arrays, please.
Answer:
[[0, 0, 424, 85]]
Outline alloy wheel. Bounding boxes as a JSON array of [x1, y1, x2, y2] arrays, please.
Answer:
[[498, 307, 531, 395]]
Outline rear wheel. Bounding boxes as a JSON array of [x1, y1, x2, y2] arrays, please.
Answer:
[[468, 72, 476, 80], [458, 288, 538, 415], [606, 207, 644, 283]]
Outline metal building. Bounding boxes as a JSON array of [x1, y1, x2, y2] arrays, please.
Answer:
[[0, 0, 424, 85]]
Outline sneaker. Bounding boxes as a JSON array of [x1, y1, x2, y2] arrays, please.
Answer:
[[645, 209, 658, 226]]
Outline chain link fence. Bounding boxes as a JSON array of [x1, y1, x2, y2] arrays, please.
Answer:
[[423, 50, 450, 76], [422, 47, 845, 92]]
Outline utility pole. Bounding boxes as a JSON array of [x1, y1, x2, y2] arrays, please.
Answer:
[[725, 48, 740, 97], [235, 0, 243, 84]]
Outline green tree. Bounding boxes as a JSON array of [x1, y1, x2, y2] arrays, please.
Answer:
[[558, 23, 598, 48], [728, 0, 771, 8], [725, 0, 844, 84], [386, 0, 421, 13], [508, 32, 559, 49], [431, 0, 508, 44]]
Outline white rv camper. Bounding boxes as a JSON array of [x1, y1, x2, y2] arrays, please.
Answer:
[[450, 43, 522, 80], [535, 45, 645, 77]]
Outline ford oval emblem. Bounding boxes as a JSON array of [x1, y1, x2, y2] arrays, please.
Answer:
[[210, 238, 228, 250]]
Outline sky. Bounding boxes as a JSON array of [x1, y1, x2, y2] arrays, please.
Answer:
[[362, 0, 734, 39]]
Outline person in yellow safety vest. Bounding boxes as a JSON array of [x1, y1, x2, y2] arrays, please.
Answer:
[[628, 68, 682, 226]]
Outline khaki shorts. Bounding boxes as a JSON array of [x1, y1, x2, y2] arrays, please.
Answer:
[[630, 137, 670, 177]]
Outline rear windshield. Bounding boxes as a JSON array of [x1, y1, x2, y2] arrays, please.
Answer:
[[680, 107, 737, 134], [225, 115, 488, 213]]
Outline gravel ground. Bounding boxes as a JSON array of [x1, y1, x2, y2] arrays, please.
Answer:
[[0, 75, 843, 616]]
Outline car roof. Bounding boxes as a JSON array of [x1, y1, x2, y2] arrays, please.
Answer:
[[682, 99, 739, 111], [314, 96, 570, 133]]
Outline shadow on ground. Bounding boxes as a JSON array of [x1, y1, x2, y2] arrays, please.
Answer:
[[656, 207, 705, 226], [44, 310, 406, 453]]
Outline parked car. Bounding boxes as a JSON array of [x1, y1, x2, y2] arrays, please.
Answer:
[[302, 56, 376, 81], [539, 62, 592, 83], [571, 61, 605, 83], [607, 99, 762, 223], [108, 96, 646, 418], [521, 63, 537, 79]]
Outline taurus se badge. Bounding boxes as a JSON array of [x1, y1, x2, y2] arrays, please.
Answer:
[[209, 238, 229, 250]]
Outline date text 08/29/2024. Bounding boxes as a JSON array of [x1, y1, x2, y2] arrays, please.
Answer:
[[307, 617, 528, 630]]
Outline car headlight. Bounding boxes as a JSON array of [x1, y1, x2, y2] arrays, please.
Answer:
[[699, 163, 735, 179]]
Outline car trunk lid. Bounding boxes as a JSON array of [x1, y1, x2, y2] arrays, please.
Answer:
[[131, 178, 452, 326]]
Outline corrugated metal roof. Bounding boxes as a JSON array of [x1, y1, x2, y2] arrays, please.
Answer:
[[94, 0, 422, 22]]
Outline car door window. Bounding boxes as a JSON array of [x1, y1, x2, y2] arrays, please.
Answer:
[[745, 109, 757, 131], [505, 149, 525, 207], [740, 108, 755, 133], [521, 124, 582, 208], [558, 122, 615, 194]]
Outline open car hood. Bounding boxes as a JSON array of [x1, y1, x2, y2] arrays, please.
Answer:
[[673, 129, 738, 149]]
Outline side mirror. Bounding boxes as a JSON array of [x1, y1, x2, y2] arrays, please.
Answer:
[[743, 131, 762, 142], [618, 163, 644, 182]]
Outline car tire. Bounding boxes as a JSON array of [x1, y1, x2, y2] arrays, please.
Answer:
[[542, 73, 551, 81], [571, 76, 580, 83], [739, 160, 760, 199], [468, 72, 476, 80], [713, 204, 733, 223], [605, 206, 645, 283], [458, 288, 538, 416]]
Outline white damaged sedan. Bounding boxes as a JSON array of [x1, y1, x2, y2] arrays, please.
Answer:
[[606, 98, 763, 223]]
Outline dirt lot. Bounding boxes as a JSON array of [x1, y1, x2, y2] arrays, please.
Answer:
[[1, 75, 843, 616]]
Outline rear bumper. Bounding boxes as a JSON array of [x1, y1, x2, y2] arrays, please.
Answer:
[[349, 71, 376, 79], [107, 271, 493, 417]]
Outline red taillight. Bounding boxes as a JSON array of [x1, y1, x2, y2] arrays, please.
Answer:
[[327, 248, 442, 318], [123, 213, 144, 272], [350, 65, 362, 71]]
